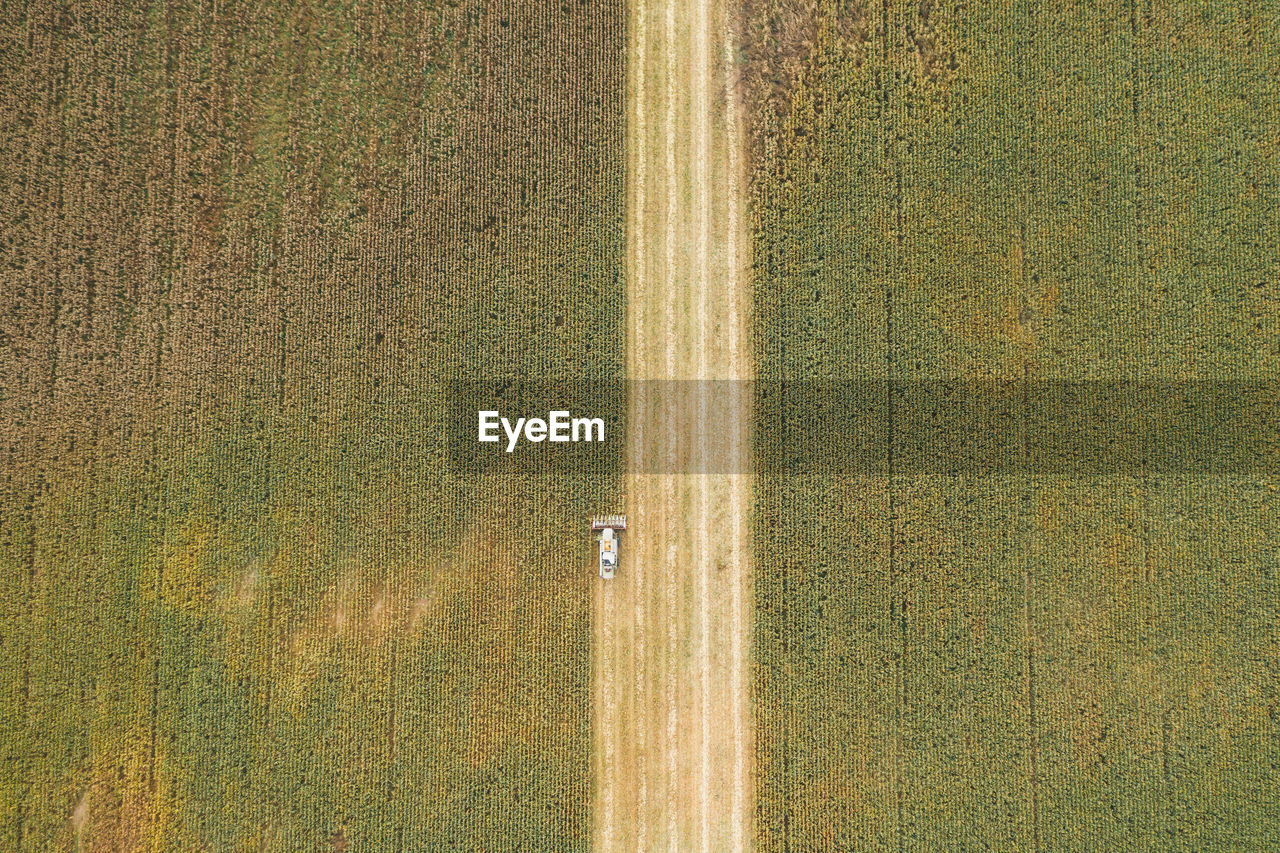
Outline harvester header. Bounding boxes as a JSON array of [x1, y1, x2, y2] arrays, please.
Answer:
[[592, 515, 627, 531]]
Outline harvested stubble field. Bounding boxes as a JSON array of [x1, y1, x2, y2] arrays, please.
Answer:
[[1, 0, 624, 849], [744, 0, 1278, 850]]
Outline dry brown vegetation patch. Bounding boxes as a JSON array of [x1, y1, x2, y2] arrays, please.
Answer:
[[737, 0, 871, 152]]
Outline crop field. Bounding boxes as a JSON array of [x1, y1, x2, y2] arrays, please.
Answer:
[[4, 0, 1278, 849], [745, 0, 1278, 850], [0, 0, 624, 849]]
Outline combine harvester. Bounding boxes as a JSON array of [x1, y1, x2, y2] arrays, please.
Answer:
[[592, 515, 627, 579]]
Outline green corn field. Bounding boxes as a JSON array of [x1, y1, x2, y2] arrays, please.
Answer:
[[746, 0, 1278, 849]]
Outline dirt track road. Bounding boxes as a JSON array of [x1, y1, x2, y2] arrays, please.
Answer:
[[592, 0, 752, 849]]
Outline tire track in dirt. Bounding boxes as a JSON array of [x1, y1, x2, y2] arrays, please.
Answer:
[[695, 0, 713, 846], [631, 0, 650, 847], [594, 0, 751, 849], [662, 1, 681, 849]]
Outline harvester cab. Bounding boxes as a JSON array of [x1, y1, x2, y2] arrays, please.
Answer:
[[592, 515, 627, 580]]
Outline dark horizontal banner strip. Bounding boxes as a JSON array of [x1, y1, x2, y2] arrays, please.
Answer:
[[445, 380, 1279, 475]]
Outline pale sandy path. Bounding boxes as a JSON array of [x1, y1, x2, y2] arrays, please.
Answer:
[[592, 0, 752, 849]]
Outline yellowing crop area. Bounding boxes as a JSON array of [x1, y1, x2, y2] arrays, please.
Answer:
[[0, 0, 624, 848], [745, 0, 1278, 849]]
